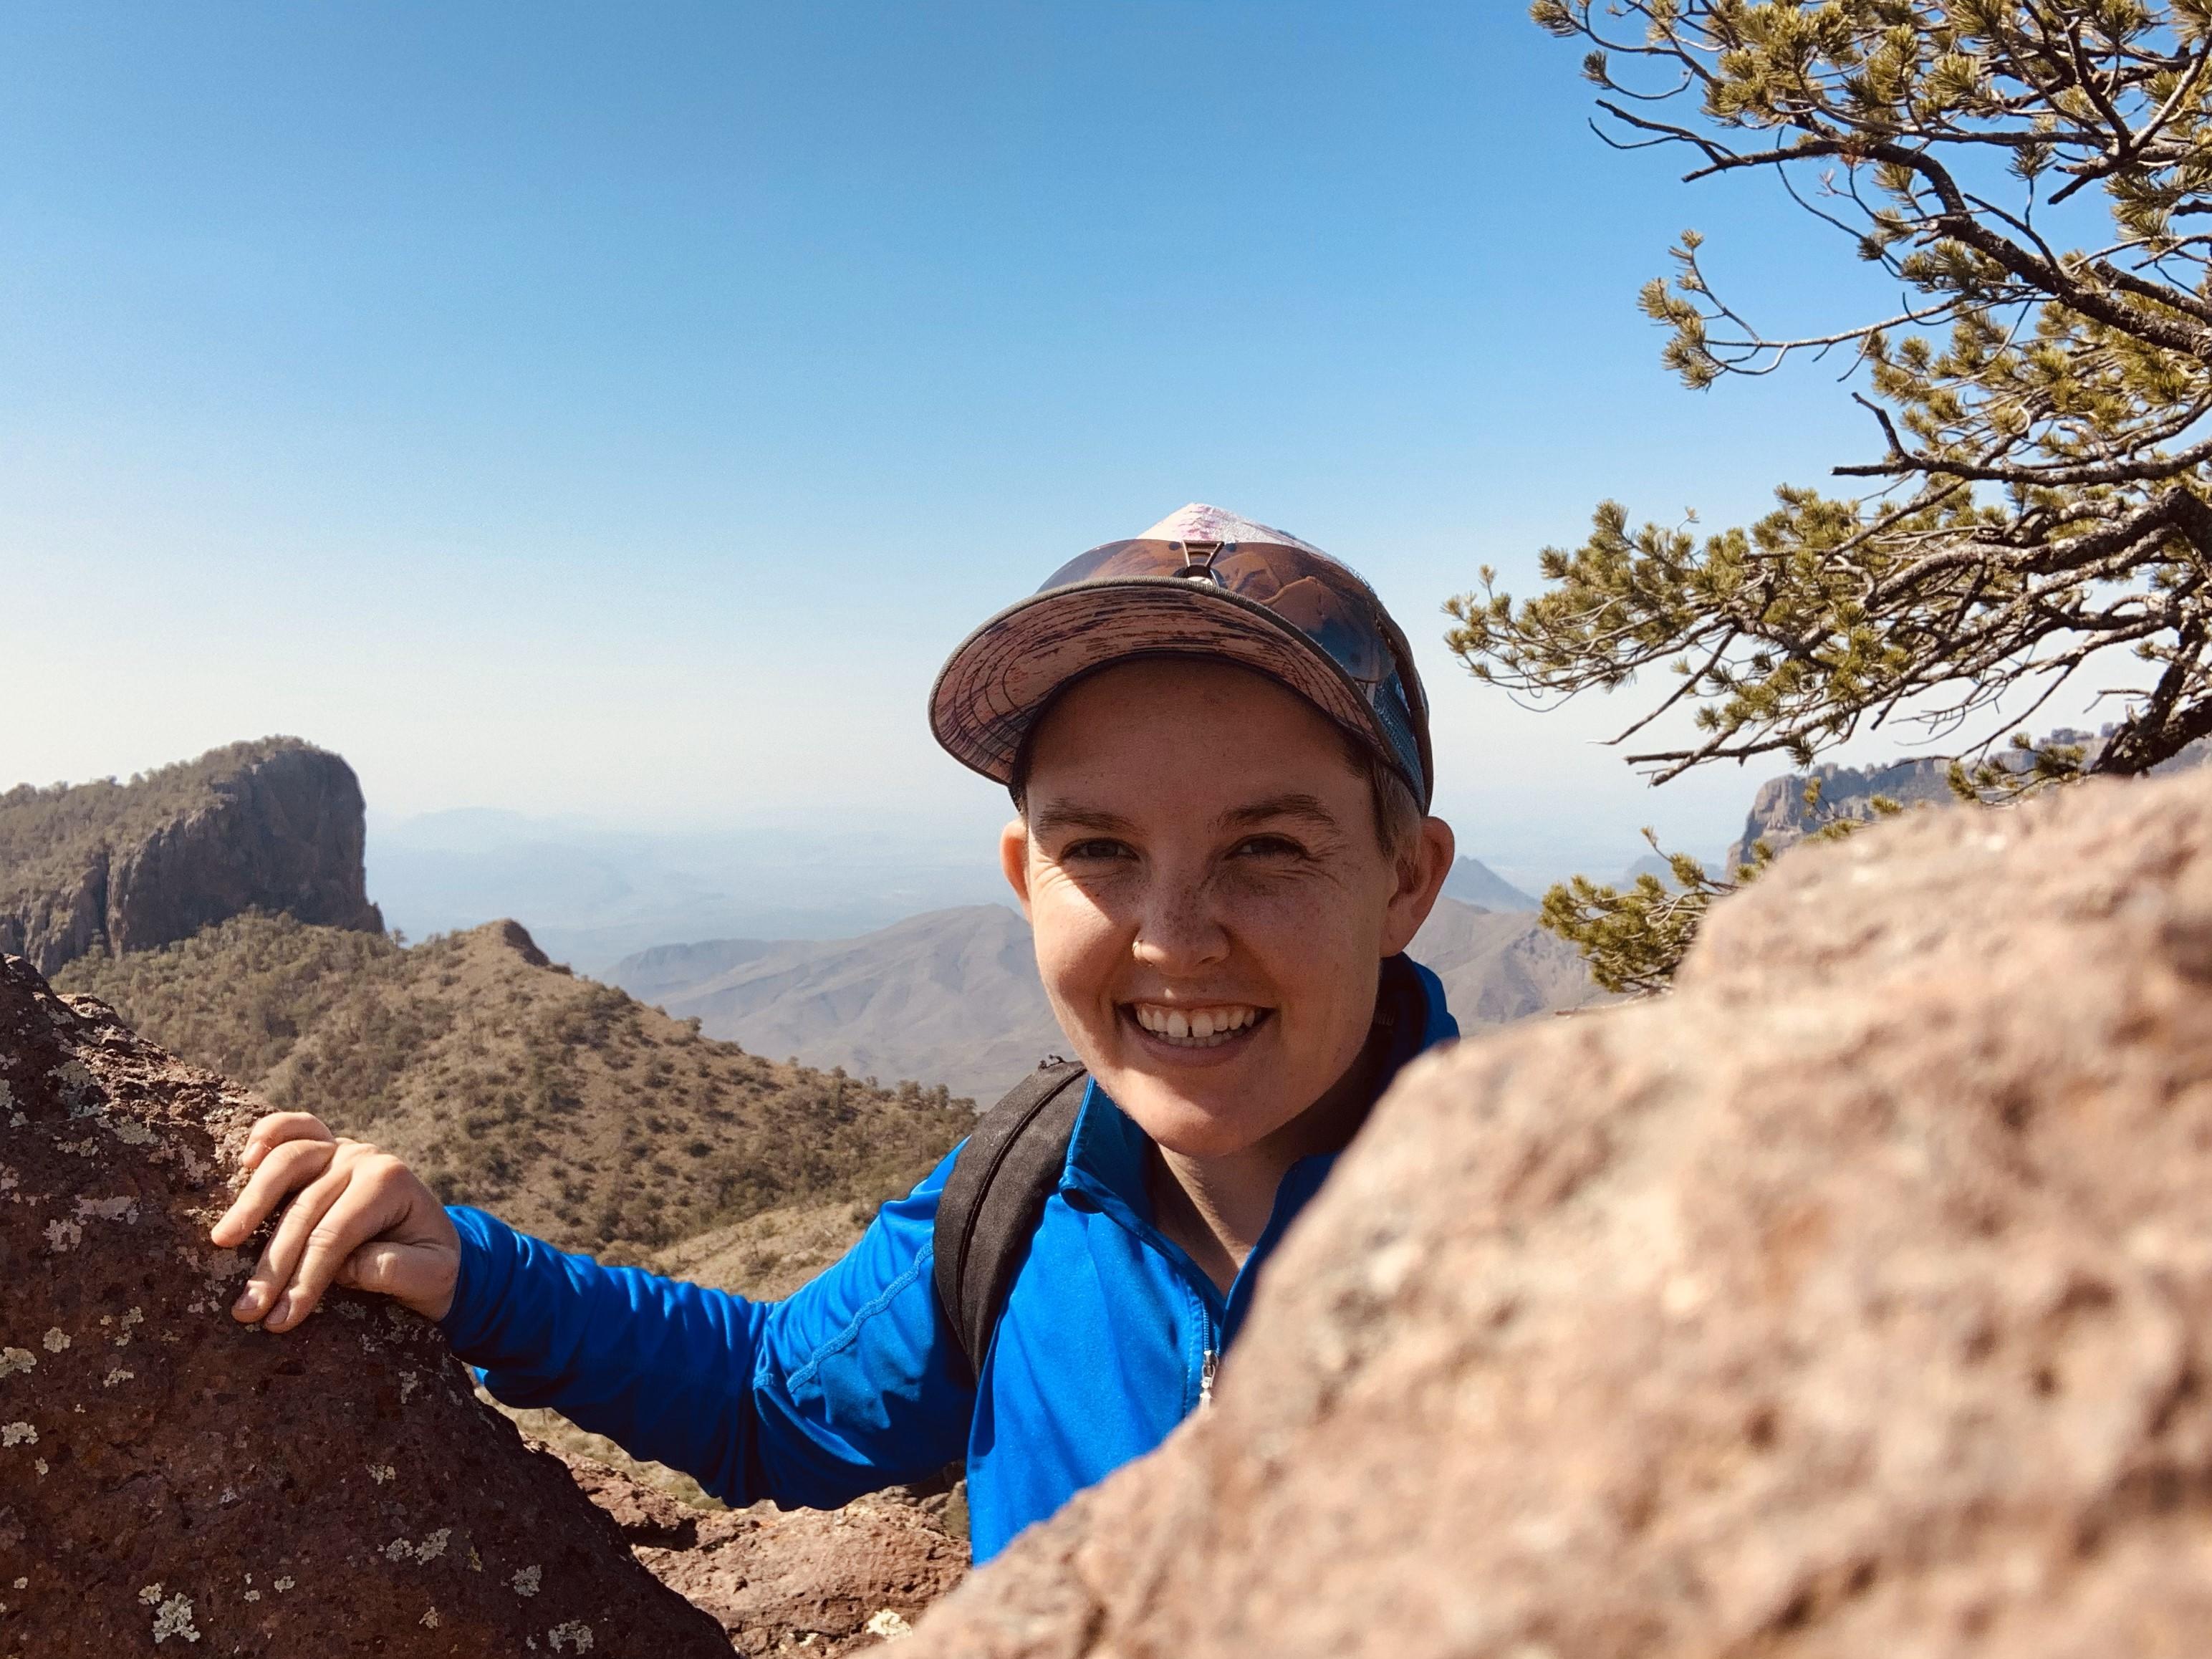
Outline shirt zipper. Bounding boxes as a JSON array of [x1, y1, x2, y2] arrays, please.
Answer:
[[1199, 1347, 1218, 1410]]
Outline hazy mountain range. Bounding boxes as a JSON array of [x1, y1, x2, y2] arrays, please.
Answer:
[[369, 811, 1553, 976], [367, 808, 1011, 972], [610, 893, 1595, 1104]]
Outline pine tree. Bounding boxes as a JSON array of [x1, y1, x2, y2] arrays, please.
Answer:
[[1459, 2, 2212, 989]]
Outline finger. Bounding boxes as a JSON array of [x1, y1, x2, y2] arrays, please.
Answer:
[[211, 1138, 338, 1249], [233, 1155, 353, 1325], [339, 1239, 411, 1296], [268, 1168, 405, 1332], [240, 1112, 335, 1173]]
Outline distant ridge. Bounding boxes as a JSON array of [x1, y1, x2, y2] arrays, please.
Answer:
[[1440, 857, 1539, 912], [0, 738, 383, 975], [613, 905, 1062, 1104]]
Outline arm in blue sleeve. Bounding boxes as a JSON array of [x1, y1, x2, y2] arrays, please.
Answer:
[[440, 1148, 975, 1511]]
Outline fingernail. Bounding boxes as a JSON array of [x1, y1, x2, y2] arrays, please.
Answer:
[[233, 1286, 263, 1316], [268, 1294, 292, 1326]]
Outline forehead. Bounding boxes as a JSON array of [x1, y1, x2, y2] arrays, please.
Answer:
[[1026, 658, 1362, 793]]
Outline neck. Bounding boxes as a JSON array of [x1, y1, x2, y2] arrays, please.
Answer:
[[1146, 1019, 1385, 1295]]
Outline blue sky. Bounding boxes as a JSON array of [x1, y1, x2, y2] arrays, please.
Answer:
[[7, 1, 1928, 887]]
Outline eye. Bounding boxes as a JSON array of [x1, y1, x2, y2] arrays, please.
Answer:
[[1233, 834, 1309, 860], [1061, 837, 1135, 862]]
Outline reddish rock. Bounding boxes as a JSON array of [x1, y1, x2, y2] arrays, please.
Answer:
[[0, 953, 726, 1657], [557, 1451, 968, 1654], [910, 768, 2212, 1657]]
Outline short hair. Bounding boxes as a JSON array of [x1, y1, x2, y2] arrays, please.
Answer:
[[1009, 711, 1425, 881]]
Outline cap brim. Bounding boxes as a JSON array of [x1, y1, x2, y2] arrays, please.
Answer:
[[929, 578, 1395, 789]]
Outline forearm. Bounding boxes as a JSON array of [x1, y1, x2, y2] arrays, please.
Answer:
[[441, 1208, 775, 1503]]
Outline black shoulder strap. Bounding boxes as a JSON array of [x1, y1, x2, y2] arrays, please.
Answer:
[[933, 1057, 1088, 1381]]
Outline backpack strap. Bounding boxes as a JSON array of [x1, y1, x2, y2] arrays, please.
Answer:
[[933, 1057, 1089, 1382]]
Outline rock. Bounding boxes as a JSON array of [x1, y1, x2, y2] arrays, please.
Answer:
[[1723, 754, 1956, 869], [0, 953, 726, 1657], [908, 767, 2212, 1656], [553, 1450, 968, 1655], [1721, 726, 2212, 870], [0, 739, 383, 976]]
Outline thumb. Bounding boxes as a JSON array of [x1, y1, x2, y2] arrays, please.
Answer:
[[342, 1239, 456, 1323]]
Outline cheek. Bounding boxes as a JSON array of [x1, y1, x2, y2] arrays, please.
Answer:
[[1027, 872, 1130, 1011], [1226, 875, 1385, 983]]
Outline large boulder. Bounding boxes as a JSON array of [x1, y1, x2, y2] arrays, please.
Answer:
[[0, 953, 726, 1656], [910, 768, 2212, 1656]]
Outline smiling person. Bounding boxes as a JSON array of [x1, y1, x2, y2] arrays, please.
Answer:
[[211, 504, 1459, 1562]]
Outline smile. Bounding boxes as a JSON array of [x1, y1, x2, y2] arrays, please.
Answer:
[[1124, 1003, 1269, 1049]]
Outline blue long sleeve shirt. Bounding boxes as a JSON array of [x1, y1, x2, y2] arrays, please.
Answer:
[[441, 955, 1458, 1562]]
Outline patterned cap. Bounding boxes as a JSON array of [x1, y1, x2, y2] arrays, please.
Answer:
[[929, 504, 1433, 807]]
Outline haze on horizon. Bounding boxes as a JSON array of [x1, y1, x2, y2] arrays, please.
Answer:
[[8, 1, 1996, 892]]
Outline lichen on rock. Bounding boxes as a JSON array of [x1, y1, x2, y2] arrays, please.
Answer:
[[0, 953, 728, 1657]]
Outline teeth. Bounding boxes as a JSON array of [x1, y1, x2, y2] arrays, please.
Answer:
[[1130, 1004, 1261, 1047]]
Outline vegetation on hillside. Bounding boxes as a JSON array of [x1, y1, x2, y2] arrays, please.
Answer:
[[1458, 3, 2212, 990], [57, 910, 971, 1256], [0, 738, 315, 906]]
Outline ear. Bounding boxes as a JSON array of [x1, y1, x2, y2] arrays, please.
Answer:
[[1000, 816, 1035, 922], [1380, 816, 1456, 957]]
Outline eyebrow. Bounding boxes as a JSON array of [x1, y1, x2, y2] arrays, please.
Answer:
[[1220, 793, 1343, 832], [1029, 802, 1141, 839], [1029, 794, 1343, 839]]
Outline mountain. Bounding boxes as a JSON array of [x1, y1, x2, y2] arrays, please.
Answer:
[[52, 910, 969, 1257], [614, 906, 1064, 1105], [1403, 898, 1605, 1026], [367, 808, 1011, 974], [610, 897, 1601, 1105], [1440, 857, 1539, 911], [0, 738, 383, 975], [1722, 725, 2212, 868]]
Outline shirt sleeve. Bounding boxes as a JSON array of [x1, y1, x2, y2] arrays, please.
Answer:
[[438, 1148, 976, 1511]]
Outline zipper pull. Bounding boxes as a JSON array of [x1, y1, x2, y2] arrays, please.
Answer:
[[1199, 1347, 1218, 1410]]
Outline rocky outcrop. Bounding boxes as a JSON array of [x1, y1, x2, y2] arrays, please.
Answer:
[[0, 953, 725, 1657], [1723, 724, 2212, 868], [1722, 754, 1956, 868], [911, 766, 2212, 1657], [557, 1453, 968, 1654], [0, 739, 383, 976]]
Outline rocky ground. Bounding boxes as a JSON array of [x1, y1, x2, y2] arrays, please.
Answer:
[[554, 1451, 966, 1655]]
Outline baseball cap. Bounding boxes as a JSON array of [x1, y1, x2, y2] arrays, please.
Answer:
[[929, 503, 1433, 808]]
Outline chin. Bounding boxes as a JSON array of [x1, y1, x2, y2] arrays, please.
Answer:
[[1097, 1072, 1288, 1161]]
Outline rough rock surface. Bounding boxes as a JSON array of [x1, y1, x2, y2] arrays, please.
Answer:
[[557, 1452, 968, 1654], [911, 766, 2212, 1657], [0, 739, 383, 976], [0, 953, 725, 1656]]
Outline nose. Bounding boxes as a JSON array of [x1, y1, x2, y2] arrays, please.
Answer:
[[1130, 867, 1230, 977]]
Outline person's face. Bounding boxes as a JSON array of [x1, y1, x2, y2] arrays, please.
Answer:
[[1001, 658, 1453, 1160]]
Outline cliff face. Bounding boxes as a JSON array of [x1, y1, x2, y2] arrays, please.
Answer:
[[1722, 755, 1955, 869], [1724, 726, 2212, 869], [0, 740, 383, 975]]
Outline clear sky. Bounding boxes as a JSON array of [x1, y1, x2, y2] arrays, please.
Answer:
[[6, 1, 1924, 885]]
